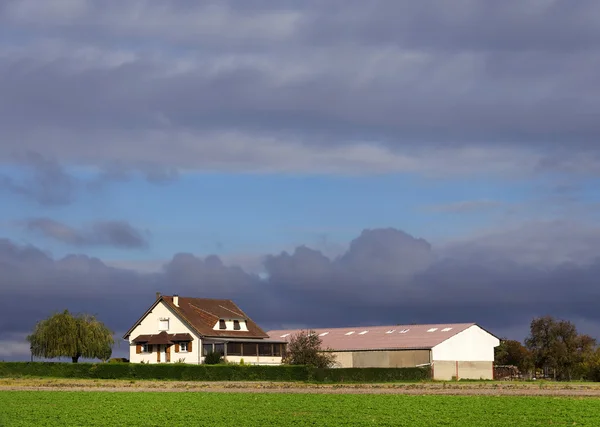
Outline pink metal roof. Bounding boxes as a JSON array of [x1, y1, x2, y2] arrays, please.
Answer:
[[267, 323, 476, 351]]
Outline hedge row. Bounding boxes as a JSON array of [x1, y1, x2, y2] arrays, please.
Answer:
[[0, 362, 431, 383]]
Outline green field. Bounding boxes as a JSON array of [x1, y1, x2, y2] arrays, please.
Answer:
[[1, 392, 599, 426]]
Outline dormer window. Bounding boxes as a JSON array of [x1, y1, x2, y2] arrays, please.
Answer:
[[213, 318, 248, 331]]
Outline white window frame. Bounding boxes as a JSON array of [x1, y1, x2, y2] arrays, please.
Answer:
[[158, 318, 169, 331], [180, 342, 189, 352], [142, 343, 151, 353]]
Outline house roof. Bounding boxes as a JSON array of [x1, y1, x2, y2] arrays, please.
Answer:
[[123, 294, 269, 340], [133, 332, 194, 344], [267, 323, 480, 351]]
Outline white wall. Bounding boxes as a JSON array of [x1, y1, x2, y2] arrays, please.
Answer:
[[127, 301, 202, 364], [225, 355, 282, 365], [431, 325, 499, 362], [212, 319, 249, 331]]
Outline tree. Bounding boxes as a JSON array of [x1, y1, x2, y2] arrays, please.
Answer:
[[581, 347, 600, 382], [283, 330, 336, 368], [525, 315, 597, 380], [494, 339, 533, 374], [27, 310, 114, 363]]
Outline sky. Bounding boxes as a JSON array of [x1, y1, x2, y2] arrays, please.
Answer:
[[2, 0, 600, 361]]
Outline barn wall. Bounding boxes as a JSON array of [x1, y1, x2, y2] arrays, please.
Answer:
[[331, 352, 354, 368], [433, 361, 493, 380], [329, 350, 430, 368], [388, 350, 430, 367], [431, 325, 499, 362], [458, 361, 494, 380], [352, 351, 390, 367]]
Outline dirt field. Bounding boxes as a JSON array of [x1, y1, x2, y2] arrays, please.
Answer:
[[2, 378, 600, 396]]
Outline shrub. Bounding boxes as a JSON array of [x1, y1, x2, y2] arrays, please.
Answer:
[[0, 362, 431, 383], [204, 352, 223, 365]]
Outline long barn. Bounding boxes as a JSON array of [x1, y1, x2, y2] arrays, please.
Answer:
[[268, 323, 499, 380]]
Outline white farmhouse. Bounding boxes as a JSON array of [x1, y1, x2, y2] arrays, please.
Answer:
[[123, 293, 286, 365], [268, 323, 500, 380]]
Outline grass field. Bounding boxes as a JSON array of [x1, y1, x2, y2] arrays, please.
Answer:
[[1, 391, 599, 426]]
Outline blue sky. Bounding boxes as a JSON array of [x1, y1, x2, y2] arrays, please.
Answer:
[[1, 167, 553, 264], [2, 0, 600, 360]]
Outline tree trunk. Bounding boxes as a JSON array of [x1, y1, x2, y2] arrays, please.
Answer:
[[72, 355, 80, 363]]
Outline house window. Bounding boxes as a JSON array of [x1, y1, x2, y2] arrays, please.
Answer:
[[227, 342, 242, 356], [180, 342, 189, 352], [214, 343, 225, 355], [233, 320, 241, 330], [243, 343, 257, 356], [158, 318, 169, 331], [273, 344, 281, 357], [142, 344, 151, 353], [219, 319, 226, 330], [203, 344, 213, 356], [258, 343, 273, 356]]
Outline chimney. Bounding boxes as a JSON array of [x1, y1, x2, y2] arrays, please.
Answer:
[[156, 292, 161, 300], [173, 294, 179, 307]]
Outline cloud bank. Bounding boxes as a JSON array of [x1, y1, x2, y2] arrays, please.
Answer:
[[3, 223, 600, 360], [0, 1, 599, 175]]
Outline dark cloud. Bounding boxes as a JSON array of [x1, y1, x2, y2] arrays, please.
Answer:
[[0, 1, 598, 174], [441, 220, 600, 266], [0, 152, 76, 206], [3, 224, 600, 360], [23, 218, 150, 249], [0, 152, 179, 204]]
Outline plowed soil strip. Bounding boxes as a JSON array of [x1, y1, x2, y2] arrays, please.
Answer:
[[2, 379, 600, 396]]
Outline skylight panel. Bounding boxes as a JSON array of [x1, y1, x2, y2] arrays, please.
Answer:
[[427, 328, 438, 332], [345, 331, 355, 335], [358, 330, 369, 335], [280, 333, 290, 338], [441, 327, 453, 332], [399, 329, 410, 333], [319, 332, 329, 337], [386, 329, 396, 334]]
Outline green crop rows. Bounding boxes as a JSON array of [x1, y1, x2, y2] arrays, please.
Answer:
[[1, 391, 598, 426]]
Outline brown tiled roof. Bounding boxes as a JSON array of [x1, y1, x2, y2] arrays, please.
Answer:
[[132, 335, 153, 343], [170, 333, 194, 342], [132, 332, 194, 345], [124, 295, 269, 340], [267, 323, 478, 351]]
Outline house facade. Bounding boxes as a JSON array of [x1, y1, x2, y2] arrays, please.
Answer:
[[123, 293, 286, 365], [268, 323, 500, 380]]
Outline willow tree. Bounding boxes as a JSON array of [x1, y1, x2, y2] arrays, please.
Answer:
[[27, 310, 114, 363]]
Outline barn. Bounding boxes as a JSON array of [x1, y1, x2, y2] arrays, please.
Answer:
[[268, 323, 500, 380]]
